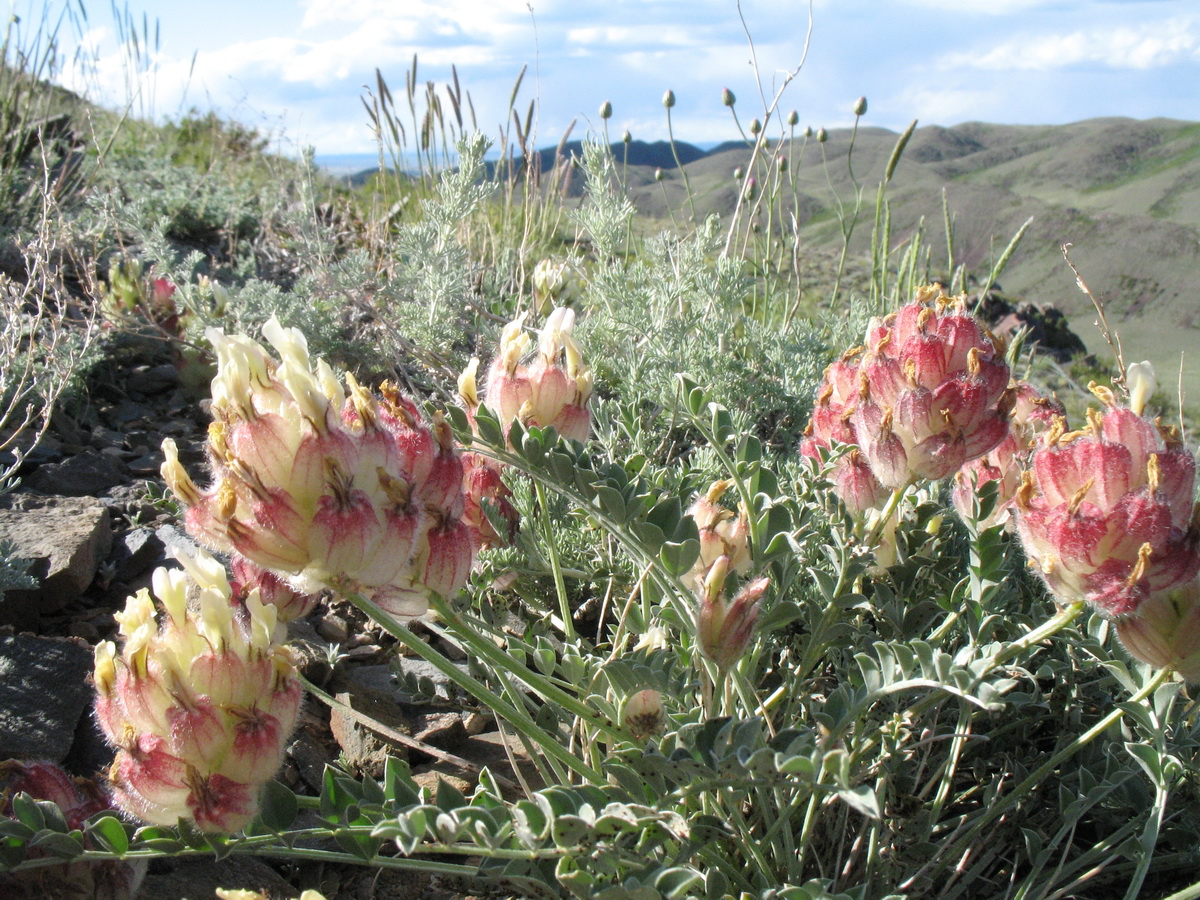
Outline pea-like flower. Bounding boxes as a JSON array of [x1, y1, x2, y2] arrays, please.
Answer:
[[685, 479, 751, 590], [161, 317, 474, 617], [800, 348, 887, 513], [482, 308, 593, 444], [93, 547, 301, 833], [531, 259, 580, 315], [952, 381, 1065, 529], [852, 287, 1012, 488], [1014, 383, 1200, 617], [1115, 576, 1200, 681]]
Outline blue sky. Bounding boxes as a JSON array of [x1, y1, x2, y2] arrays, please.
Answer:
[[47, 0, 1200, 155]]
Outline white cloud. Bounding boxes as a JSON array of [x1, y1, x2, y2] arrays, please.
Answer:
[[947, 17, 1200, 70], [902, 0, 1068, 12]]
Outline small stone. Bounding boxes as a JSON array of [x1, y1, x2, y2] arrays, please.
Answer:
[[25, 450, 126, 495], [411, 710, 467, 749], [126, 364, 180, 396], [112, 527, 165, 583], [0, 634, 94, 762], [327, 678, 412, 778], [463, 711, 490, 735], [0, 494, 113, 625], [127, 451, 165, 476], [286, 732, 335, 793], [154, 523, 203, 561], [88, 427, 126, 450], [316, 614, 350, 644]]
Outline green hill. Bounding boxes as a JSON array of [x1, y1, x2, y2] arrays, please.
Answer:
[[616, 117, 1200, 401]]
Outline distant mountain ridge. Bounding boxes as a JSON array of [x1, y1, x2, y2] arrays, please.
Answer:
[[328, 119, 1200, 394], [605, 118, 1200, 392]]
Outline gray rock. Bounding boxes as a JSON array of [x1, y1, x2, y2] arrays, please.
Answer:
[[103, 400, 155, 428], [154, 523, 204, 561], [0, 494, 113, 624], [351, 659, 469, 702], [0, 634, 94, 762], [135, 856, 292, 900], [327, 681, 411, 778], [111, 527, 164, 583], [126, 363, 179, 396], [26, 450, 126, 496]]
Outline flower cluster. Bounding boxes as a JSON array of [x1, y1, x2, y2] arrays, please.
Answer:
[[93, 547, 301, 833], [530, 259, 580, 315], [479, 308, 593, 444], [800, 348, 887, 513], [161, 317, 474, 617], [685, 479, 750, 590], [0, 761, 143, 899], [852, 288, 1012, 488], [951, 380, 1065, 529], [1014, 383, 1200, 618]]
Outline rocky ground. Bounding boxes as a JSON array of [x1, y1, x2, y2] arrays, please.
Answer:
[[0, 332, 521, 899]]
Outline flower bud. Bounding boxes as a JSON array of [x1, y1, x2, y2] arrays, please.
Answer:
[[622, 129, 632, 144], [94, 547, 301, 833], [599, 100, 613, 120], [853, 96, 868, 116], [734, 166, 744, 180], [697, 564, 768, 671], [622, 689, 665, 740], [531, 258, 580, 316], [1115, 577, 1200, 680], [721, 87, 736, 107], [1126, 360, 1156, 415], [817, 127, 827, 143], [776, 154, 788, 173], [787, 110, 799, 127], [654, 167, 665, 181], [662, 89, 675, 109], [749, 118, 762, 135], [461, 451, 519, 549]]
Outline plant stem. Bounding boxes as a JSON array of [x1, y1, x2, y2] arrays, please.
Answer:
[[533, 478, 575, 641], [346, 592, 606, 782], [936, 666, 1171, 876], [972, 600, 1086, 686]]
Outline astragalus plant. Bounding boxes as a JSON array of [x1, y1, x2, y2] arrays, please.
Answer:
[[6, 118, 1200, 900]]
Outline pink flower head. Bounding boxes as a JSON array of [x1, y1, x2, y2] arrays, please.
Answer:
[[851, 287, 1012, 488], [161, 316, 477, 617], [801, 347, 888, 513], [93, 547, 301, 833], [952, 381, 1065, 529], [482, 308, 593, 444], [1014, 384, 1200, 617]]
